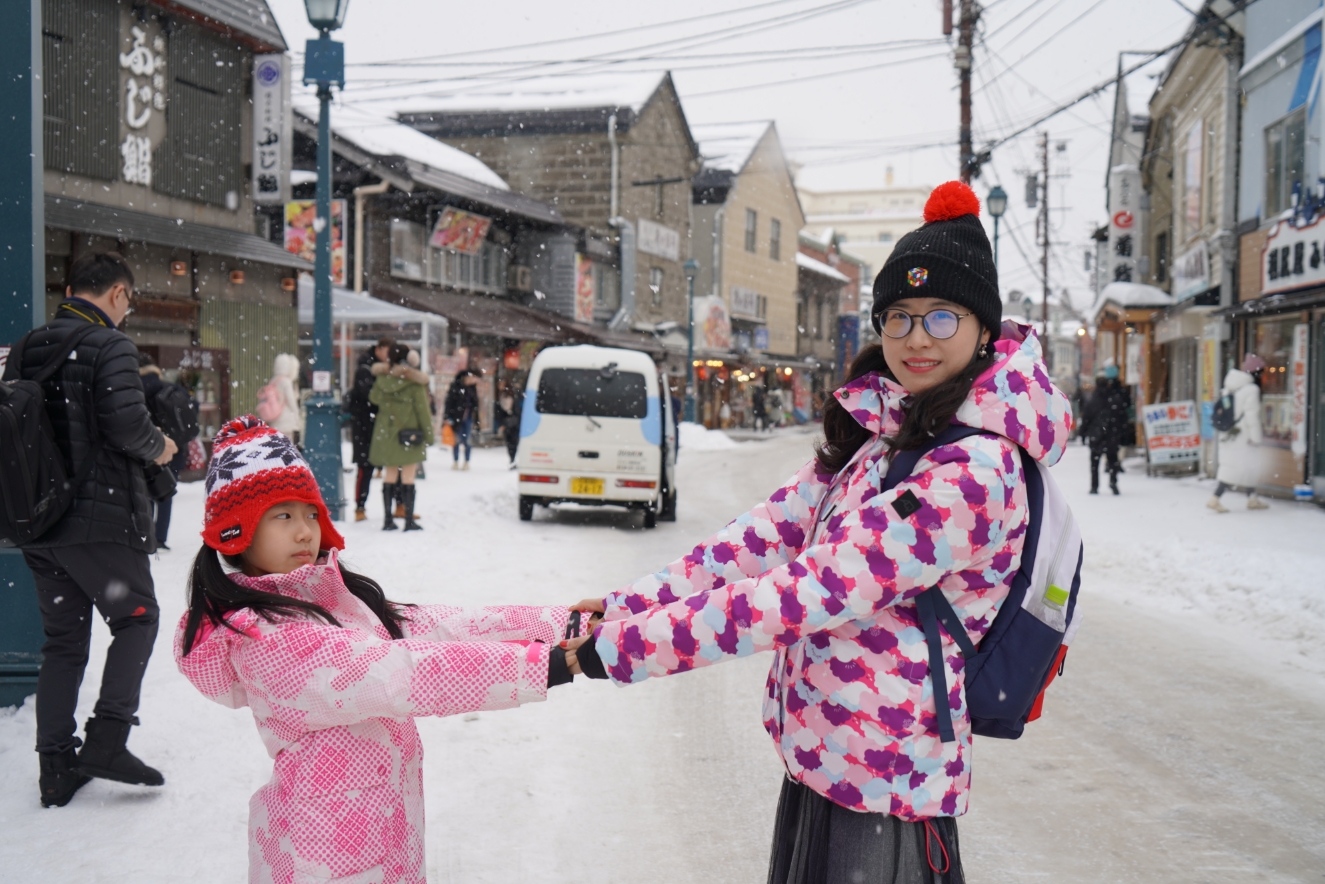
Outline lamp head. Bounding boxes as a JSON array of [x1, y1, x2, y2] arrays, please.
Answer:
[[682, 258, 699, 280], [304, 0, 350, 31], [986, 184, 1008, 219]]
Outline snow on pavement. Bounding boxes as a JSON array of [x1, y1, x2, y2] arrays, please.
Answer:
[[0, 431, 1321, 882]]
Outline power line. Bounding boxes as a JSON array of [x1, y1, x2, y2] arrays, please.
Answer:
[[685, 48, 950, 99], [975, 0, 1113, 94]]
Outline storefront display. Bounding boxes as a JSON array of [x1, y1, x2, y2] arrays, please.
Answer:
[[1250, 316, 1302, 447]]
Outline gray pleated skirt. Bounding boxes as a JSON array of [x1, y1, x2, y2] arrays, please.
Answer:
[[767, 778, 965, 884]]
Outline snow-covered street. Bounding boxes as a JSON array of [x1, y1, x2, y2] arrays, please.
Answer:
[[1, 430, 1323, 883]]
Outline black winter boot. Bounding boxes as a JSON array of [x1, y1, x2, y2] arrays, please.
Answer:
[[39, 747, 91, 807], [1110, 472, 1120, 495], [382, 485, 398, 530], [76, 717, 164, 786], [403, 485, 422, 531]]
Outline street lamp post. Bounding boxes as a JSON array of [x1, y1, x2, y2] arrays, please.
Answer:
[[986, 184, 1007, 268], [683, 259, 699, 424], [302, 0, 350, 519]]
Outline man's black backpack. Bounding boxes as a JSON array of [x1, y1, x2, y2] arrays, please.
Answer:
[[1211, 393, 1239, 433], [0, 325, 103, 547], [151, 381, 199, 446]]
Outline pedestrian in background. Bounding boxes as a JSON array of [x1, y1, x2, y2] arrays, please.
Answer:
[[369, 343, 432, 531], [1208, 354, 1269, 513], [138, 352, 197, 549], [344, 336, 392, 522], [444, 369, 481, 470], [1080, 362, 1130, 495], [496, 386, 522, 469], [258, 353, 302, 444], [752, 384, 768, 431], [3, 252, 175, 807]]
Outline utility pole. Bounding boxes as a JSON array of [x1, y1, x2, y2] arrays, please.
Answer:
[[1038, 131, 1051, 367], [955, 1, 978, 183]]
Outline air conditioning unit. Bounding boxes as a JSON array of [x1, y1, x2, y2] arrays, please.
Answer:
[[508, 264, 533, 292]]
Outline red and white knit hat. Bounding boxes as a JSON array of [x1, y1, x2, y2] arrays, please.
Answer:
[[201, 415, 346, 555]]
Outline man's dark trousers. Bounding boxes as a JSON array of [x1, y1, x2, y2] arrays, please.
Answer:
[[22, 544, 158, 754]]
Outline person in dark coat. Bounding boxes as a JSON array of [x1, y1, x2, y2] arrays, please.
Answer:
[[3, 252, 175, 807], [343, 337, 392, 521], [1079, 362, 1131, 495], [751, 384, 768, 431], [137, 353, 193, 548], [443, 369, 481, 469], [495, 386, 522, 468]]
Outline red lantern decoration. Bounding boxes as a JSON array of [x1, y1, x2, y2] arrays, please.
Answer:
[[503, 348, 521, 371]]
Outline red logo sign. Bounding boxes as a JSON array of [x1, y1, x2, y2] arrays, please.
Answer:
[[1112, 211, 1134, 229]]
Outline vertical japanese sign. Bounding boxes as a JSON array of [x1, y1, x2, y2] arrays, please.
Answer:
[[285, 200, 346, 285], [118, 16, 167, 187], [1107, 164, 1141, 284], [574, 255, 596, 323], [1290, 323, 1309, 457], [252, 55, 290, 205]]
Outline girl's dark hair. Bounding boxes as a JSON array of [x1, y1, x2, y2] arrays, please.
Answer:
[[388, 343, 411, 365], [815, 342, 995, 474], [180, 546, 410, 656]]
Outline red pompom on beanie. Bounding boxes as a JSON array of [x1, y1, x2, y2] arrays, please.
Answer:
[[923, 180, 982, 223], [201, 415, 345, 556]]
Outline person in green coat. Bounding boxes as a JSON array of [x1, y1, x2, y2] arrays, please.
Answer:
[[369, 343, 433, 531]]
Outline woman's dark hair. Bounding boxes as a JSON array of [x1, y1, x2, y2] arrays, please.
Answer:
[[179, 545, 411, 656], [388, 343, 411, 366], [815, 342, 995, 474]]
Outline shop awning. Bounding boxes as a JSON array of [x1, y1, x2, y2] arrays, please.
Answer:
[[296, 277, 446, 326], [45, 196, 312, 271], [1215, 287, 1325, 319], [1090, 281, 1173, 323]]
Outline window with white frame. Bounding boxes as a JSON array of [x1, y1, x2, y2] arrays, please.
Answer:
[[650, 266, 664, 306], [745, 209, 757, 253], [770, 219, 782, 260], [1265, 108, 1306, 217], [390, 216, 507, 294]]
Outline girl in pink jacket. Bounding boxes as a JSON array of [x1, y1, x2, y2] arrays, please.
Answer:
[[176, 416, 576, 884], [566, 183, 1074, 884]]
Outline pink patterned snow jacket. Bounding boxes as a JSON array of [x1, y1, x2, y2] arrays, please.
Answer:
[[175, 550, 569, 884], [595, 324, 1072, 821]]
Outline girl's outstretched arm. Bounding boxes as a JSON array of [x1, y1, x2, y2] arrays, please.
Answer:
[[401, 604, 571, 645], [232, 619, 550, 727], [600, 457, 833, 620]]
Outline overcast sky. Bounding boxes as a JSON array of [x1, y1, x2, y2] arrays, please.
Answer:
[[267, 0, 1197, 308]]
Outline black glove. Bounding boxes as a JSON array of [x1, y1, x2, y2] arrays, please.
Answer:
[[547, 647, 573, 688], [573, 633, 608, 680]]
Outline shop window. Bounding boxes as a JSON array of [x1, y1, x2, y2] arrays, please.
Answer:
[[595, 263, 620, 311], [1251, 316, 1303, 446], [745, 209, 757, 253], [42, 0, 118, 180], [390, 219, 425, 281], [770, 219, 782, 260], [650, 266, 664, 307], [156, 26, 244, 207], [1265, 108, 1306, 217]]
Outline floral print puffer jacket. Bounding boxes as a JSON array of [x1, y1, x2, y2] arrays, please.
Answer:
[[595, 325, 1072, 821], [175, 550, 569, 884]]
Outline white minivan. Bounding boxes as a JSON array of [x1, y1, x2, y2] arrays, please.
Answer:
[[516, 345, 677, 527]]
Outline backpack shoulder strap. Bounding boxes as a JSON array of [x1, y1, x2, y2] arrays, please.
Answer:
[[881, 423, 993, 493], [31, 323, 103, 386]]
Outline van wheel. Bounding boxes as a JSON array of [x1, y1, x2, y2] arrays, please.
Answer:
[[518, 496, 535, 521], [660, 487, 677, 522], [643, 506, 658, 529]]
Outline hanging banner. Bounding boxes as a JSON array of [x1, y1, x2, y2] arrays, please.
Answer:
[[252, 54, 291, 205], [118, 15, 167, 187], [1141, 400, 1201, 465], [574, 254, 596, 323], [430, 208, 491, 255], [285, 199, 346, 285], [1290, 323, 1309, 456], [693, 295, 732, 352]]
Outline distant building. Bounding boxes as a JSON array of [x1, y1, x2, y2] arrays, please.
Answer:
[[799, 229, 870, 382], [398, 73, 699, 366], [797, 185, 930, 273]]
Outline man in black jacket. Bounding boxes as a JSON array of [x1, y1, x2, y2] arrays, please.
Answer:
[[1080, 363, 1131, 495], [343, 337, 391, 520], [7, 253, 176, 807]]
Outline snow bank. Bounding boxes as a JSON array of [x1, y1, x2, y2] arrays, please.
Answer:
[[678, 421, 740, 451]]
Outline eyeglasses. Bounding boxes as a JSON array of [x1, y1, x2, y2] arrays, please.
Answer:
[[877, 308, 972, 340]]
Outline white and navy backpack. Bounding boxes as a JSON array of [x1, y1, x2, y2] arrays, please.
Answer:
[[882, 424, 1083, 743]]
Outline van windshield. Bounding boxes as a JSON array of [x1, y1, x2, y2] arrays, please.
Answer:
[[536, 368, 648, 419]]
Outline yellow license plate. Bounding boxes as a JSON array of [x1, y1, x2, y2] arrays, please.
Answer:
[[570, 477, 604, 495]]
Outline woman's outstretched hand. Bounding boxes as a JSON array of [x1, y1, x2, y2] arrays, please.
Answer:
[[570, 598, 605, 614]]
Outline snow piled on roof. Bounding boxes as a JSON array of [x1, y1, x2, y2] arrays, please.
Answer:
[[1091, 281, 1173, 318], [293, 95, 509, 192], [692, 121, 771, 174], [796, 251, 850, 283], [392, 72, 665, 116]]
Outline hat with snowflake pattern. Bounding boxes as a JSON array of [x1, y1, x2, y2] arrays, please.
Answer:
[[201, 415, 345, 555]]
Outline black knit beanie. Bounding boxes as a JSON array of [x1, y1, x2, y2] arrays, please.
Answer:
[[872, 181, 1001, 340]]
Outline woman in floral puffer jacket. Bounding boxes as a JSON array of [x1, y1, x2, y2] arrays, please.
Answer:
[[566, 183, 1073, 884]]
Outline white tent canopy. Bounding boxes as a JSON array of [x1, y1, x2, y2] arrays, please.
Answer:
[[296, 276, 448, 392]]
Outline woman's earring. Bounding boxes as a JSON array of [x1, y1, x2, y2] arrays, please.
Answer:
[[978, 343, 989, 358]]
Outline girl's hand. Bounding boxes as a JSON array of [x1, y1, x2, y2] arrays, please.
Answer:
[[570, 598, 605, 614], [561, 635, 591, 675]]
